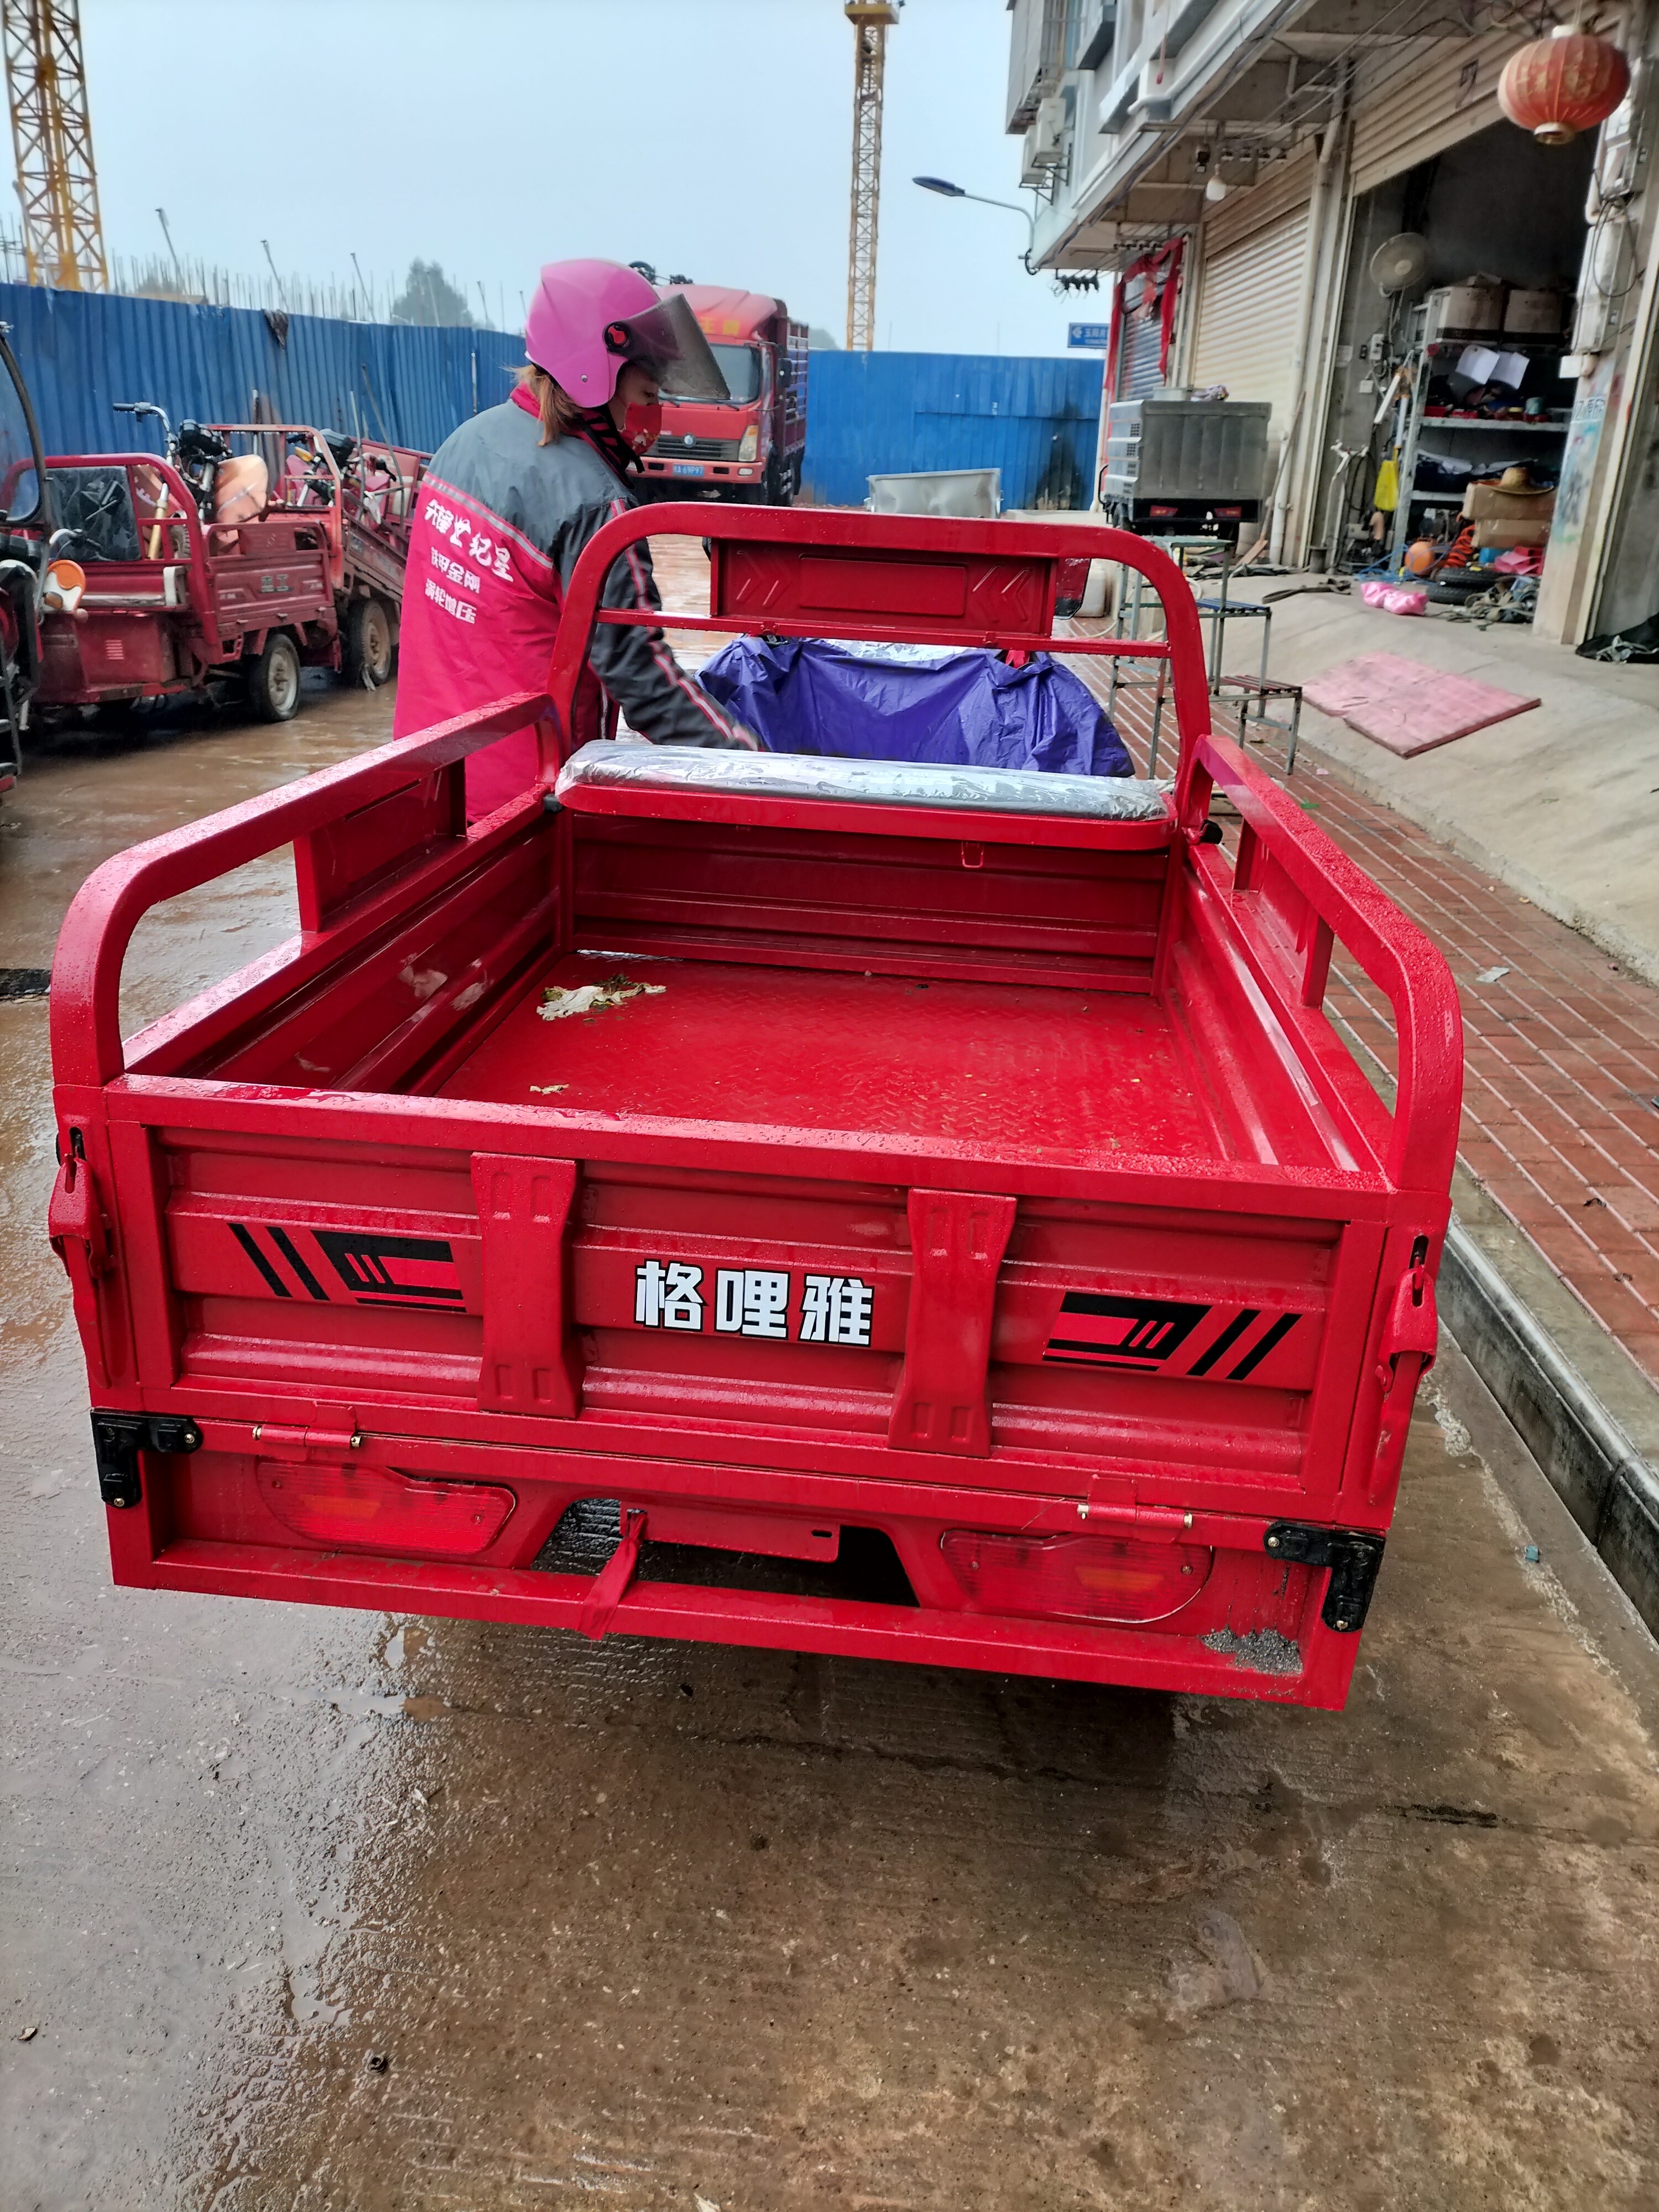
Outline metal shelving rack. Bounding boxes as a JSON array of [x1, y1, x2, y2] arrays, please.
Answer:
[[1386, 331, 1570, 569]]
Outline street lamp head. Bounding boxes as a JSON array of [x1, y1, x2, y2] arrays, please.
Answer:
[[914, 175, 966, 196]]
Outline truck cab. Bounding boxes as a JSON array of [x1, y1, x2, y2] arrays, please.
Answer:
[[636, 285, 807, 506]]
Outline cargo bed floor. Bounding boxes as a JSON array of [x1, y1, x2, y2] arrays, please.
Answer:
[[436, 951, 1224, 1156]]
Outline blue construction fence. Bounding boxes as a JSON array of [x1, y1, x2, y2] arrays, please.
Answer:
[[0, 281, 524, 457], [0, 284, 1103, 510], [800, 350, 1103, 511]]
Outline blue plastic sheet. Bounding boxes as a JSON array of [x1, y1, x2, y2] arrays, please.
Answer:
[[696, 636, 1131, 778]]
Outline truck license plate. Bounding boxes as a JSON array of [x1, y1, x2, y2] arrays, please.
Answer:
[[671, 463, 702, 477]]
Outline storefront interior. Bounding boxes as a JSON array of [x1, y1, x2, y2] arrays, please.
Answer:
[[1313, 119, 1595, 598]]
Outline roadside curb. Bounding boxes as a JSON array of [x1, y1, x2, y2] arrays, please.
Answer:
[[1441, 1220, 1659, 1641]]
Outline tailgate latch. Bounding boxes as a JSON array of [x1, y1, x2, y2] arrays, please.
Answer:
[[1264, 1521, 1386, 1634], [1374, 1239, 1438, 1392], [90, 1410, 202, 1509], [49, 1139, 112, 1281]]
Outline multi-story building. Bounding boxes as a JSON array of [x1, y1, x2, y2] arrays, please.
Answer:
[[1009, 0, 1659, 647]]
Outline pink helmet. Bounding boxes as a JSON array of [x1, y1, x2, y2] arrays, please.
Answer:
[[523, 259, 729, 404]]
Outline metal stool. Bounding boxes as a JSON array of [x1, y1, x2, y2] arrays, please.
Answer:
[[1214, 673, 1303, 775], [1195, 587, 1272, 698], [1104, 547, 1220, 777], [1108, 655, 1171, 776], [1105, 538, 1240, 778]]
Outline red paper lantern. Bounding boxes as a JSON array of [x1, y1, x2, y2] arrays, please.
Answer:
[[1498, 30, 1630, 147]]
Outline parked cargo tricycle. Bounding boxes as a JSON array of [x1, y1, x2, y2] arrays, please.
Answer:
[[32, 407, 425, 724], [48, 506, 1460, 1710]]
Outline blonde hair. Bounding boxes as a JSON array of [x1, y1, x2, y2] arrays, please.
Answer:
[[515, 362, 587, 446]]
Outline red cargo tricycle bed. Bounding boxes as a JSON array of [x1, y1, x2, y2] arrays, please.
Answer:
[[49, 507, 1462, 1712]]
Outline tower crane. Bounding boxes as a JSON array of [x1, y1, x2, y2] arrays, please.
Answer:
[[844, 0, 898, 351], [2, 0, 107, 290]]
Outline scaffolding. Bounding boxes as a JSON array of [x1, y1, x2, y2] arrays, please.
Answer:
[[2, 0, 106, 291], [844, 0, 898, 352]]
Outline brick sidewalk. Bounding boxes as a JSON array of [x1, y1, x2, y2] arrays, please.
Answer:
[[639, 531, 1659, 1392]]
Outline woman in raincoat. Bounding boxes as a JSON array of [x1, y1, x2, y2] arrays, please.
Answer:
[[393, 258, 753, 817]]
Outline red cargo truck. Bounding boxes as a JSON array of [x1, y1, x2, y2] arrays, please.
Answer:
[[635, 286, 807, 506], [48, 507, 1459, 1712]]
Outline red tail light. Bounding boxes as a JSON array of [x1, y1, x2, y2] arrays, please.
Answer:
[[257, 1462, 514, 1557], [940, 1528, 1211, 1624]]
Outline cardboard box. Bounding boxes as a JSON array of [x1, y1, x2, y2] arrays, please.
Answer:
[[1462, 483, 1557, 522], [1504, 288, 1563, 334], [1473, 518, 1550, 550], [1426, 281, 1503, 335]]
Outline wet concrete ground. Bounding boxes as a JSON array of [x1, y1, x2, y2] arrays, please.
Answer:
[[4, 676, 1658, 2210]]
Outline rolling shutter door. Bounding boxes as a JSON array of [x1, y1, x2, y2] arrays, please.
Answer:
[[1188, 208, 1311, 449], [1122, 307, 1164, 400], [1348, 28, 1531, 192]]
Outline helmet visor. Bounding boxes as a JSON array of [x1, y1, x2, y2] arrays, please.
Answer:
[[603, 292, 729, 400]]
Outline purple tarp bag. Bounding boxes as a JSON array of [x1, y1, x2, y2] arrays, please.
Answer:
[[697, 635, 1132, 777]]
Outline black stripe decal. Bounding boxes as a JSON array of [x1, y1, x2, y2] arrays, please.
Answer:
[[229, 1221, 289, 1297], [1190, 1308, 1259, 1376], [267, 1225, 330, 1301], [1229, 1312, 1301, 1380]]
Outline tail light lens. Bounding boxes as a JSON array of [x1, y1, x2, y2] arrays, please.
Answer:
[[257, 1462, 514, 1557], [941, 1528, 1212, 1624]]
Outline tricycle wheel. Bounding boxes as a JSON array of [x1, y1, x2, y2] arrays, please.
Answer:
[[342, 595, 395, 688], [246, 632, 301, 723]]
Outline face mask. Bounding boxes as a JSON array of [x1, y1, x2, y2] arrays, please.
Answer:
[[623, 400, 663, 455]]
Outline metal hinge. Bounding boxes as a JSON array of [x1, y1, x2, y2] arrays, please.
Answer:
[[250, 1417, 362, 1458], [90, 1410, 202, 1509], [1264, 1520, 1386, 1634]]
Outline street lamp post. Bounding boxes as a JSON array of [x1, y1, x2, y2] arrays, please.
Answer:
[[913, 176, 1037, 274]]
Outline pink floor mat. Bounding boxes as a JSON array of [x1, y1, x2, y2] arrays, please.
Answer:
[[1302, 652, 1540, 757]]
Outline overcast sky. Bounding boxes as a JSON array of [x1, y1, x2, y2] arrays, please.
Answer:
[[79, 0, 1093, 357]]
